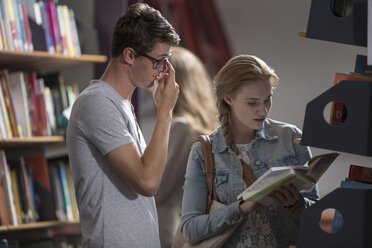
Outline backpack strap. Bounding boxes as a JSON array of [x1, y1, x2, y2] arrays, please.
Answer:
[[198, 135, 217, 213]]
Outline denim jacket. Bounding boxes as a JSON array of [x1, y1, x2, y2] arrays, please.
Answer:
[[180, 119, 320, 248]]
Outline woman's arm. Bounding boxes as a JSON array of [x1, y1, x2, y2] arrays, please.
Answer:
[[180, 142, 242, 244]]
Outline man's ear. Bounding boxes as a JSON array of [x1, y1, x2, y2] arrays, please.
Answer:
[[224, 96, 233, 106], [122, 47, 135, 65]]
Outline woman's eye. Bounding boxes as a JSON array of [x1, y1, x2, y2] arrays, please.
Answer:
[[248, 102, 257, 106]]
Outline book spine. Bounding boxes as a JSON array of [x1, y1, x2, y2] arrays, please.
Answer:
[[46, 0, 61, 54], [21, 2, 33, 51], [348, 164, 372, 183], [0, 0, 13, 50], [5, 0, 20, 51], [39, 1, 54, 54]]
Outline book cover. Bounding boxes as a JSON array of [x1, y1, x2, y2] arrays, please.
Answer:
[[348, 164, 372, 183], [330, 72, 372, 125], [45, 0, 61, 54], [237, 152, 340, 206], [8, 71, 32, 137], [0, 150, 18, 225]]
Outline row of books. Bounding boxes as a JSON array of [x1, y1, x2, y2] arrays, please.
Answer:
[[0, 0, 81, 56], [0, 236, 82, 248], [329, 55, 372, 125], [0, 150, 79, 226], [0, 69, 78, 138]]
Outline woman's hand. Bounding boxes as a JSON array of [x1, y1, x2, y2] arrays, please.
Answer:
[[239, 200, 263, 215], [269, 184, 302, 207]]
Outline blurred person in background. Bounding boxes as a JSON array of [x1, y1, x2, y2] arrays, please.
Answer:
[[153, 46, 219, 248]]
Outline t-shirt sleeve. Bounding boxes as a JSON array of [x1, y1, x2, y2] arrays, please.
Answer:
[[75, 95, 134, 156]]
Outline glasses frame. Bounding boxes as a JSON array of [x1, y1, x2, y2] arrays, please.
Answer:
[[135, 50, 167, 70]]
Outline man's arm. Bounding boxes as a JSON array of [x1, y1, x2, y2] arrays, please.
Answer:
[[106, 61, 179, 196]]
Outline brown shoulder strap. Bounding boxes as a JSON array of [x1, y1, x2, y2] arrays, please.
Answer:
[[198, 135, 217, 212]]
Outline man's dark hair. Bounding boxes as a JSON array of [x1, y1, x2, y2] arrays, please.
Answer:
[[111, 3, 180, 58]]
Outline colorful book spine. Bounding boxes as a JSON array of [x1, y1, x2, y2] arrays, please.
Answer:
[[0, 0, 13, 50], [69, 9, 80, 56], [46, 0, 62, 54], [61, 5, 74, 56], [56, 5, 68, 55], [21, 2, 33, 51], [26, 72, 41, 136], [5, 0, 20, 50], [58, 163, 73, 221], [39, 1, 54, 53]]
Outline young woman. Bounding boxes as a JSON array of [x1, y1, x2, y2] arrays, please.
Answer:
[[180, 55, 320, 248]]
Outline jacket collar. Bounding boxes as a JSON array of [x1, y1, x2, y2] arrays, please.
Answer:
[[212, 119, 278, 154]]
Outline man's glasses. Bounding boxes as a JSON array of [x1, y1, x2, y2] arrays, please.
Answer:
[[135, 51, 168, 70]]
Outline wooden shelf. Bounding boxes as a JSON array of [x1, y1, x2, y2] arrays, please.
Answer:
[[0, 136, 65, 149], [0, 220, 80, 232], [0, 50, 107, 72]]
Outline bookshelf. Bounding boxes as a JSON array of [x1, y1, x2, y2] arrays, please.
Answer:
[[0, 50, 107, 72], [295, 1, 372, 247], [0, 51, 106, 246]]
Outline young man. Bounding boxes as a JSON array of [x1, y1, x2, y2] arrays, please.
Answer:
[[66, 3, 180, 247]]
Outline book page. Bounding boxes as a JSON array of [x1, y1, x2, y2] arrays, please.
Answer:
[[306, 153, 340, 181]]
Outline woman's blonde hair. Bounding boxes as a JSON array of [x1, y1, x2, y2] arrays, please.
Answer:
[[169, 46, 218, 135], [214, 55, 279, 185]]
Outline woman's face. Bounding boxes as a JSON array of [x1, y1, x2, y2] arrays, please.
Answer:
[[224, 79, 273, 133]]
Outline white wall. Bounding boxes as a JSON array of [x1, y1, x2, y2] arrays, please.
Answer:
[[213, 0, 372, 197], [140, 0, 372, 198]]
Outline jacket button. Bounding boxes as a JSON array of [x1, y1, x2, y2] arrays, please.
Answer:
[[269, 207, 275, 213], [255, 160, 261, 165], [253, 143, 258, 148]]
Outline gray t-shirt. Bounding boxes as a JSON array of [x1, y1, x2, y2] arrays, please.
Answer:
[[66, 80, 160, 248]]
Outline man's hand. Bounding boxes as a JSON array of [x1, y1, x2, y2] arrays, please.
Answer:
[[269, 184, 302, 207], [154, 60, 179, 115]]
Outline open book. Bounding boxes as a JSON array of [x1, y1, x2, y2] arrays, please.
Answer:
[[237, 152, 340, 206]]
